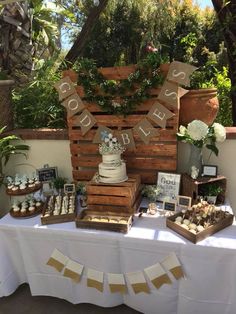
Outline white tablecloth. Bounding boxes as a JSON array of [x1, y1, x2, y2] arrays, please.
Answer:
[[1, 208, 236, 314]]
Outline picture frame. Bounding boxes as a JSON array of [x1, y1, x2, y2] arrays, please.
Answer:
[[64, 183, 76, 194], [157, 172, 181, 202], [36, 166, 58, 183], [163, 201, 177, 212], [202, 165, 218, 178], [177, 195, 192, 209]]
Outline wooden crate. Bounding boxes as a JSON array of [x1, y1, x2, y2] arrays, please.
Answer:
[[64, 66, 179, 185], [41, 195, 76, 225], [166, 211, 234, 244], [181, 174, 226, 205], [75, 210, 133, 233], [86, 174, 141, 214]]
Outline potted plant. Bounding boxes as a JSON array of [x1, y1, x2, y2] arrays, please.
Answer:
[[0, 126, 29, 186], [51, 176, 67, 194], [199, 183, 223, 204], [77, 182, 87, 208], [141, 185, 162, 214], [0, 70, 15, 131], [180, 68, 219, 126]]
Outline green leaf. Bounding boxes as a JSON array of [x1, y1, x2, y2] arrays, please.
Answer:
[[206, 144, 219, 156]]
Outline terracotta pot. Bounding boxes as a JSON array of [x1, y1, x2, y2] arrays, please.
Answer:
[[0, 80, 15, 131], [180, 88, 219, 126]]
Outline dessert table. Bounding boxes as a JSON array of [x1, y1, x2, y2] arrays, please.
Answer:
[[0, 207, 236, 314]]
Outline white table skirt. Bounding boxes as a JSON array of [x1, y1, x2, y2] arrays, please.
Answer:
[[0, 208, 236, 314]]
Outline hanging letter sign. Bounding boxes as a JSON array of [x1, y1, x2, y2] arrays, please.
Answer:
[[117, 129, 136, 150], [75, 109, 97, 135], [54, 77, 76, 101], [62, 93, 85, 117], [134, 118, 159, 145], [147, 102, 175, 129], [167, 61, 197, 87]]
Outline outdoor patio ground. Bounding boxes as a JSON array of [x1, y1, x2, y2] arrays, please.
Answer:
[[0, 284, 142, 314]]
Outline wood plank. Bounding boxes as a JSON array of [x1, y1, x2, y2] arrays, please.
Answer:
[[87, 185, 133, 198], [71, 155, 176, 169], [69, 114, 178, 128], [68, 128, 177, 142], [72, 169, 178, 184], [82, 98, 178, 113], [87, 195, 132, 207], [70, 143, 177, 157]]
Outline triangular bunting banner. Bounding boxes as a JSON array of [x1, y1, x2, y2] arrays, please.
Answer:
[[107, 273, 127, 294], [87, 268, 104, 292], [93, 126, 113, 144], [61, 93, 85, 117], [147, 102, 175, 129], [63, 259, 84, 283], [126, 271, 150, 294], [144, 263, 171, 289], [167, 61, 197, 87], [54, 77, 76, 101], [46, 249, 69, 273], [133, 118, 159, 144], [117, 129, 136, 150], [161, 253, 185, 280], [75, 109, 97, 135]]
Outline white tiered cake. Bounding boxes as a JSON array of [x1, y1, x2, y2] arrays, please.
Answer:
[[98, 133, 127, 183]]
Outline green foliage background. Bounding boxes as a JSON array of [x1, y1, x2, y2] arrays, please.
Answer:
[[12, 0, 233, 127]]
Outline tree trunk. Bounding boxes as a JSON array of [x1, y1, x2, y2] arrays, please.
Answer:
[[64, 0, 109, 66], [0, 2, 34, 85], [212, 0, 236, 125]]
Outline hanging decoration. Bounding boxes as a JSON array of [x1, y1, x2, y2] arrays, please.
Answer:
[[46, 250, 185, 294], [54, 60, 197, 146]]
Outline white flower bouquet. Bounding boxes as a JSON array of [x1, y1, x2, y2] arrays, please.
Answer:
[[99, 132, 125, 155], [177, 120, 226, 156]]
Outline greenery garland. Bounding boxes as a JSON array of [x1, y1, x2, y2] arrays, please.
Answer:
[[74, 53, 165, 116]]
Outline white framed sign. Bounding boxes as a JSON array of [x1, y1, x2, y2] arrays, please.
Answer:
[[202, 165, 218, 177], [157, 172, 181, 202]]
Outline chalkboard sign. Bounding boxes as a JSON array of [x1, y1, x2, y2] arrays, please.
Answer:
[[64, 184, 75, 194], [37, 167, 58, 183], [177, 195, 191, 208], [163, 201, 176, 211]]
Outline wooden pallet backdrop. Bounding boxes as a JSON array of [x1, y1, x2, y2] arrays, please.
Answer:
[[63, 65, 179, 184]]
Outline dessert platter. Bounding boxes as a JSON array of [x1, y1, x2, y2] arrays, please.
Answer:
[[166, 200, 234, 243], [10, 198, 44, 218], [6, 174, 42, 196], [76, 210, 133, 233], [41, 194, 77, 225]]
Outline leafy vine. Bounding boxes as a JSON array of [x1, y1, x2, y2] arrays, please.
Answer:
[[74, 53, 164, 116]]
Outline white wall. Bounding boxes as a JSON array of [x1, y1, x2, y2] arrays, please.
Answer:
[[1, 139, 235, 217], [0, 140, 72, 217]]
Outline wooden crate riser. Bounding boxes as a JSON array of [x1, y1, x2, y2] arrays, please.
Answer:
[[87, 192, 142, 214], [65, 66, 179, 184]]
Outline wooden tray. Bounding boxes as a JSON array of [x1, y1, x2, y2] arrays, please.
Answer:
[[75, 210, 133, 233], [6, 183, 43, 196], [10, 202, 44, 219], [41, 195, 77, 225], [166, 211, 234, 243]]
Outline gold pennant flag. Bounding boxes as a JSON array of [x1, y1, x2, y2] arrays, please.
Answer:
[[46, 249, 69, 273], [167, 61, 197, 87], [93, 126, 113, 143], [75, 109, 97, 135], [161, 253, 185, 280], [126, 271, 150, 294], [147, 102, 175, 129], [62, 93, 85, 117], [54, 77, 76, 101], [144, 263, 171, 290], [117, 129, 136, 150], [87, 268, 104, 293], [133, 118, 159, 145], [107, 273, 127, 294], [63, 260, 84, 283]]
